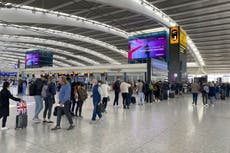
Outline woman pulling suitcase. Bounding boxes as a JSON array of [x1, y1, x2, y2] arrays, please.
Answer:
[[0, 81, 24, 130]]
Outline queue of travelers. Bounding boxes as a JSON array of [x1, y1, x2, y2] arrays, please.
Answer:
[[191, 81, 230, 107], [0, 75, 230, 131]]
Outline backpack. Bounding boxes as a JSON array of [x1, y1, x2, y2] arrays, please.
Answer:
[[41, 84, 49, 98], [149, 84, 154, 91], [112, 83, 115, 90], [78, 88, 88, 101]]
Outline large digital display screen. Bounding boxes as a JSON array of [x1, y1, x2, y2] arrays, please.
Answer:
[[128, 32, 167, 60], [25, 50, 53, 68], [25, 53, 39, 67]]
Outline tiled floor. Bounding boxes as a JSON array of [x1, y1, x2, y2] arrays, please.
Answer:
[[1, 93, 230, 153]]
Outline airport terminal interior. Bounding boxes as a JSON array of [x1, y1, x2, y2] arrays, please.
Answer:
[[0, 0, 230, 153]]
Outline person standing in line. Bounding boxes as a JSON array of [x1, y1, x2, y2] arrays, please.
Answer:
[[52, 76, 74, 130], [75, 83, 87, 118], [33, 76, 45, 123], [66, 77, 75, 115], [202, 82, 209, 107], [101, 81, 110, 112], [120, 81, 131, 109], [0, 82, 24, 130], [43, 76, 56, 123], [137, 80, 144, 105], [226, 83, 230, 98], [113, 77, 121, 106], [209, 82, 216, 107], [191, 81, 200, 106], [154, 82, 160, 102], [90, 79, 102, 124]]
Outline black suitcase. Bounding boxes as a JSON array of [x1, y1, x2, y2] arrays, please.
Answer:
[[221, 95, 226, 100], [131, 96, 136, 104], [163, 93, 168, 100], [169, 92, 175, 98], [16, 102, 28, 129], [16, 114, 28, 129]]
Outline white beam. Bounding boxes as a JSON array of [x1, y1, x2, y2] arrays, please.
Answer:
[[0, 35, 120, 64], [0, 23, 127, 57], [0, 42, 100, 65], [0, 4, 128, 38]]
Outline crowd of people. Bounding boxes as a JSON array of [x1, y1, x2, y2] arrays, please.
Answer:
[[191, 81, 230, 107], [0, 75, 229, 131]]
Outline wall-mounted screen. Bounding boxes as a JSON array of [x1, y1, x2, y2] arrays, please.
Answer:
[[25, 53, 39, 67], [25, 50, 53, 68], [128, 31, 167, 60]]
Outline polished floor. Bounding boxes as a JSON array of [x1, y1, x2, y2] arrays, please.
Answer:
[[1, 93, 230, 153]]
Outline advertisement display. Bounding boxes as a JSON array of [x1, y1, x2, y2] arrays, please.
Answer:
[[128, 32, 167, 60], [25, 53, 39, 67], [25, 50, 53, 68]]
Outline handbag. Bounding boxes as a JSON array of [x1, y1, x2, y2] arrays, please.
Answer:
[[107, 96, 110, 102], [53, 106, 65, 116], [98, 103, 105, 113]]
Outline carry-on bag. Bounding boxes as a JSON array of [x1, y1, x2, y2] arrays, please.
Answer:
[[16, 102, 28, 129], [169, 91, 175, 98]]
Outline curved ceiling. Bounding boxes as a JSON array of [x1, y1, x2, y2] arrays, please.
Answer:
[[0, 0, 229, 74]]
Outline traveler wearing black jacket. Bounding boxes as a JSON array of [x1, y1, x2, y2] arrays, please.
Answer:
[[113, 78, 121, 106], [0, 82, 23, 130], [33, 77, 45, 123]]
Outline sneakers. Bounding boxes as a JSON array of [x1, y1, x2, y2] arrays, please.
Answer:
[[1, 127, 8, 131], [90, 120, 97, 124], [51, 126, 61, 131], [47, 120, 54, 123], [67, 125, 75, 131], [33, 118, 41, 123]]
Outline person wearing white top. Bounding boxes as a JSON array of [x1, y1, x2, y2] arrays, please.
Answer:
[[101, 82, 110, 112], [120, 81, 131, 109]]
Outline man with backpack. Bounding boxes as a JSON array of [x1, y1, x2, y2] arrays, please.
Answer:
[[75, 84, 88, 118]]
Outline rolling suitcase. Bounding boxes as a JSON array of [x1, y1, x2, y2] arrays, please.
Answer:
[[169, 91, 175, 98], [163, 93, 168, 100], [16, 102, 28, 129]]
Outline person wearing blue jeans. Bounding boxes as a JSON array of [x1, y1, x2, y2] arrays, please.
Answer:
[[192, 93, 198, 105], [191, 81, 200, 105], [34, 95, 43, 120], [52, 76, 74, 130], [33, 77, 45, 123], [90, 79, 102, 124]]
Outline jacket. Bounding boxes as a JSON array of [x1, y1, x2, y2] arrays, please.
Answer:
[[120, 82, 131, 93], [113, 80, 120, 92], [92, 84, 102, 104], [34, 78, 44, 96], [101, 84, 110, 98], [59, 83, 71, 104], [0, 88, 21, 116], [191, 83, 200, 93], [209, 87, 216, 97]]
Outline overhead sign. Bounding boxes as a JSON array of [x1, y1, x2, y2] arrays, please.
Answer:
[[170, 26, 179, 44], [180, 28, 187, 48]]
